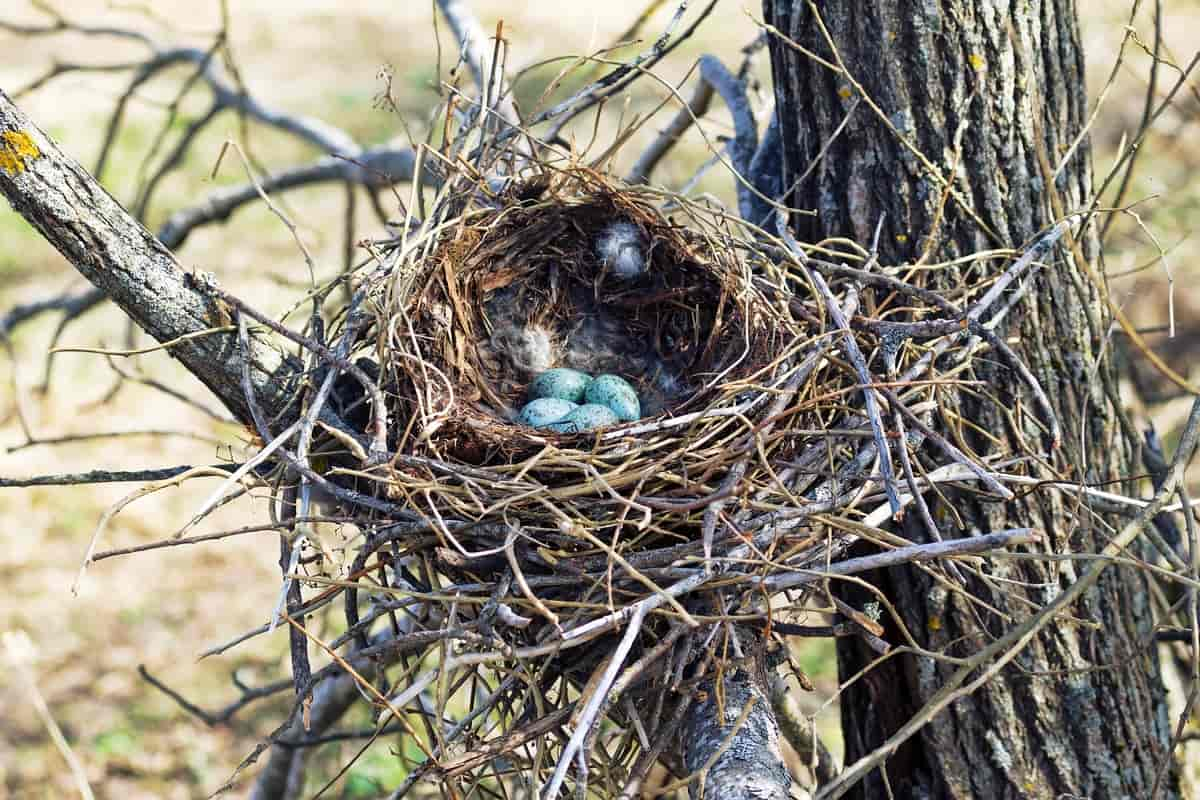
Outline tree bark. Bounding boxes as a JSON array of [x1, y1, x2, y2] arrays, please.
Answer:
[[682, 662, 793, 800], [0, 90, 296, 427], [763, 2, 1176, 798]]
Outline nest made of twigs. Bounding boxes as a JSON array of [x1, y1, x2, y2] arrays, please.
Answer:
[[394, 173, 794, 454], [352, 170, 825, 579], [297, 139, 1051, 795]]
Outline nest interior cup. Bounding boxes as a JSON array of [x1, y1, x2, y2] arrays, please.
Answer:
[[392, 176, 788, 464]]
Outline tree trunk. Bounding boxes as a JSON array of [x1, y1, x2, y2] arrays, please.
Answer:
[[763, 1, 1177, 798]]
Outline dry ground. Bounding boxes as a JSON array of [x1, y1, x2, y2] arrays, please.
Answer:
[[0, 1, 1196, 798]]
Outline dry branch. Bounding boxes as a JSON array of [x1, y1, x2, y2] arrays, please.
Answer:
[[0, 90, 295, 426]]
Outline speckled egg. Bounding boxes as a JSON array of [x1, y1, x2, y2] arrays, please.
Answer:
[[517, 397, 578, 428], [584, 374, 641, 421], [528, 368, 592, 403], [547, 403, 619, 433]]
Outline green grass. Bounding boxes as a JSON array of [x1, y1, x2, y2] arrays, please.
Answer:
[[93, 726, 140, 758]]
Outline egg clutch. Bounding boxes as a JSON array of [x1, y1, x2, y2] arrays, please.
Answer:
[[517, 369, 641, 433]]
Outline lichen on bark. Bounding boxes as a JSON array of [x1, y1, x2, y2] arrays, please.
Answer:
[[683, 664, 793, 800]]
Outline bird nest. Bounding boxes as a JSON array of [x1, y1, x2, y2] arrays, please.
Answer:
[[391, 175, 796, 458], [352, 169, 839, 593], [299, 155, 1052, 794]]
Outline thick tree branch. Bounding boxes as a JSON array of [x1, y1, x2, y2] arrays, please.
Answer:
[[0, 10, 423, 344], [0, 90, 296, 426], [682, 660, 793, 800], [1, 145, 421, 340]]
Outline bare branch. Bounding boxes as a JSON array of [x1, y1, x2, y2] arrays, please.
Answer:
[[159, 146, 421, 249], [0, 90, 296, 426], [762, 529, 1038, 592], [682, 661, 793, 800], [436, 0, 518, 126], [625, 68, 714, 185], [0, 464, 238, 487]]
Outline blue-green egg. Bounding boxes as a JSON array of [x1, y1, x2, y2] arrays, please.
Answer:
[[517, 397, 577, 428], [584, 374, 641, 421], [546, 403, 619, 433], [528, 368, 592, 403]]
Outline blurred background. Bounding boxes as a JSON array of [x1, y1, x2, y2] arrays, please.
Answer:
[[0, 1, 1195, 797]]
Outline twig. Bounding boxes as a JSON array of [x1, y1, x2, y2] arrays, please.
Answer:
[[436, 0, 519, 126], [762, 529, 1038, 591], [626, 67, 714, 184], [139, 665, 293, 727], [0, 463, 239, 487], [879, 385, 1015, 500], [216, 293, 387, 460], [808, 270, 904, 517], [541, 604, 649, 799]]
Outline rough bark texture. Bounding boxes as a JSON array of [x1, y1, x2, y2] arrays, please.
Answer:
[[763, 2, 1176, 798], [682, 663, 792, 800], [0, 90, 296, 427]]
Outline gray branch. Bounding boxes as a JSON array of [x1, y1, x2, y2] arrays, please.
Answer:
[[696, 55, 758, 221], [157, 145, 421, 250], [0, 14, 423, 341], [683, 661, 794, 800], [436, 0, 519, 125], [249, 650, 380, 800], [0, 91, 296, 425], [627, 54, 762, 222], [747, 111, 782, 229], [626, 69, 715, 185], [105, 46, 359, 158], [437, 0, 495, 89]]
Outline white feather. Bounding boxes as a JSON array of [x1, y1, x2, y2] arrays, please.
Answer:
[[596, 221, 646, 279]]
